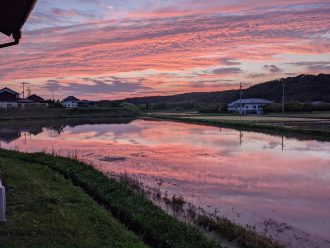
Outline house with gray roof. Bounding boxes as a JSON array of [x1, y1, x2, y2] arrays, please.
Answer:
[[228, 98, 273, 115], [61, 96, 80, 108]]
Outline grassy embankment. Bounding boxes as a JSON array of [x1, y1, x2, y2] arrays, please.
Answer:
[[150, 114, 330, 141], [0, 107, 141, 121], [0, 149, 221, 248], [0, 154, 147, 248]]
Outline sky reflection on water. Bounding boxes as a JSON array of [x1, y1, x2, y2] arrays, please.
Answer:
[[1, 119, 329, 247]]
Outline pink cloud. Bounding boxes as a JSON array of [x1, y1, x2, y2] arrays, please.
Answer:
[[1, 3, 329, 99]]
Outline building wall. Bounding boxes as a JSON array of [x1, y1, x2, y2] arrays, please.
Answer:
[[20, 103, 48, 109], [228, 104, 265, 114], [62, 101, 78, 108], [0, 102, 47, 109], [0, 102, 19, 109]]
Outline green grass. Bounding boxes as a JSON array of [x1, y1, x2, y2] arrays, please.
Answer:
[[0, 150, 221, 248], [0, 156, 147, 248], [0, 107, 139, 121]]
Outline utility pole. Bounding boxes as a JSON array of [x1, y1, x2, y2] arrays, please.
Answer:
[[27, 86, 31, 97], [239, 83, 243, 115], [20, 82, 29, 99], [282, 81, 285, 116], [219, 93, 222, 113]]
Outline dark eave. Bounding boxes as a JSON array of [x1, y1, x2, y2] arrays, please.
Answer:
[[0, 0, 38, 48], [0, 87, 19, 96]]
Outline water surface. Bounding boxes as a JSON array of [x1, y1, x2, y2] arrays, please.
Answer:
[[1, 119, 329, 247]]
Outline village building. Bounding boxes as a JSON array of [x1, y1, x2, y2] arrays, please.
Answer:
[[27, 94, 44, 103], [228, 98, 273, 115], [0, 87, 19, 108], [61, 96, 80, 108], [0, 87, 47, 109]]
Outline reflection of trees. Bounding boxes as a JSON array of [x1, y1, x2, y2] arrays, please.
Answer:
[[0, 127, 42, 144], [0, 118, 135, 143], [49, 125, 66, 134]]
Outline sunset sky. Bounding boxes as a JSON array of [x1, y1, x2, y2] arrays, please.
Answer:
[[0, 0, 330, 100]]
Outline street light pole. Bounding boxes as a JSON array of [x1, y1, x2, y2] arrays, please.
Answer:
[[20, 82, 29, 99], [239, 83, 243, 115], [282, 81, 285, 116], [219, 93, 222, 113]]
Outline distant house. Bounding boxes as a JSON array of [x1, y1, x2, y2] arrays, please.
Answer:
[[0, 87, 20, 109], [61, 96, 80, 108], [0, 87, 47, 109], [228, 98, 273, 115], [27, 94, 44, 103]]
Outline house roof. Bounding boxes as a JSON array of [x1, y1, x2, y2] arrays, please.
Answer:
[[0, 0, 38, 38], [27, 94, 44, 101], [62, 96, 80, 102], [228, 98, 273, 106], [0, 87, 19, 96]]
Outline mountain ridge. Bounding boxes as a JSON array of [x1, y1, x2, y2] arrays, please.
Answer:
[[119, 74, 330, 106]]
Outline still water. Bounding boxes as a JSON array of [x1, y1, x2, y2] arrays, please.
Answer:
[[1, 119, 329, 247]]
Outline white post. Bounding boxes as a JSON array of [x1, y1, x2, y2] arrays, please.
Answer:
[[0, 180, 6, 222]]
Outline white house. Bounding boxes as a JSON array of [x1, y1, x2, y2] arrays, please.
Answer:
[[61, 96, 80, 108], [228, 98, 273, 115]]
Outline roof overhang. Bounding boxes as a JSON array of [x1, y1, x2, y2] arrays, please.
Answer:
[[0, 88, 19, 95], [0, 0, 38, 48]]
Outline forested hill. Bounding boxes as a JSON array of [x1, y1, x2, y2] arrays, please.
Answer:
[[121, 74, 330, 105]]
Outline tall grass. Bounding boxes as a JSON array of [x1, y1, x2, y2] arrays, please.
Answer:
[[113, 172, 285, 248]]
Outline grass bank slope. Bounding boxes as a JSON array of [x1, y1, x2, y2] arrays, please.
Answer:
[[0, 155, 147, 248]]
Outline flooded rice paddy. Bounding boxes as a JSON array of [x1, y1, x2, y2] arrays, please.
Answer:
[[1, 118, 329, 248]]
